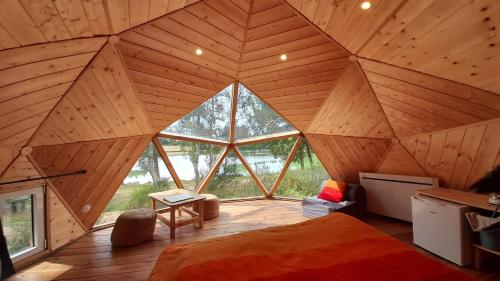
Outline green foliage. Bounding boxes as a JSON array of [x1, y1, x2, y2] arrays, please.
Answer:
[[2, 200, 33, 255], [235, 84, 294, 139]]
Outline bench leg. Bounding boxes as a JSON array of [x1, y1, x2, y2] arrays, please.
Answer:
[[198, 201, 204, 229], [170, 207, 176, 239]]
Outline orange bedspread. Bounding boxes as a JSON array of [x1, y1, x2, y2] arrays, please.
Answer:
[[149, 213, 477, 281]]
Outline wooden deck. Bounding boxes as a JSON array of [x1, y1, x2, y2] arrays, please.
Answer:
[[10, 200, 500, 281]]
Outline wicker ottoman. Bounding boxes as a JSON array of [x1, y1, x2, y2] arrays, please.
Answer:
[[111, 208, 157, 247], [193, 194, 220, 220]]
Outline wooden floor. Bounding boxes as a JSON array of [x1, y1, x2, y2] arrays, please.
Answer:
[[10, 200, 500, 281]]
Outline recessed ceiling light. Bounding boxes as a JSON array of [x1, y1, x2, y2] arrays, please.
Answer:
[[360, 1, 371, 10], [280, 54, 287, 61], [195, 48, 203, 55]]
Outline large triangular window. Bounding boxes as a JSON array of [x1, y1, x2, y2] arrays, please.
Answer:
[[163, 85, 232, 141], [147, 82, 329, 201], [235, 84, 296, 139]]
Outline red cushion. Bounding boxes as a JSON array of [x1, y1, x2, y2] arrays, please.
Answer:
[[317, 180, 347, 203]]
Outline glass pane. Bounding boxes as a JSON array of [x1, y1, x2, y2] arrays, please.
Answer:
[[163, 85, 232, 141], [1, 195, 34, 256], [238, 138, 295, 191], [205, 151, 263, 199], [95, 143, 176, 226], [235, 84, 296, 140], [276, 140, 329, 198], [161, 138, 224, 192]]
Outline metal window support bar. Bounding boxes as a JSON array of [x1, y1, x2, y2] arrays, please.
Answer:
[[0, 170, 87, 186]]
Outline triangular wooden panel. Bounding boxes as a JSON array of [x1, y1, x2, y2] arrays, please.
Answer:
[[117, 0, 242, 132], [401, 119, 500, 190], [377, 143, 427, 177], [306, 134, 391, 183], [239, 0, 350, 131], [0, 38, 106, 156], [0, 0, 201, 51], [0, 146, 17, 177], [0, 155, 46, 194], [360, 59, 500, 138], [48, 188, 86, 250], [31, 135, 151, 228], [288, 0, 500, 95], [31, 43, 153, 146], [307, 62, 394, 138]]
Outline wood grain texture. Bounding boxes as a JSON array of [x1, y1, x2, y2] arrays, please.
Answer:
[[0, 155, 45, 194], [48, 188, 86, 251], [30, 43, 152, 146], [31, 135, 151, 228], [0, 38, 105, 156], [360, 58, 500, 138], [240, 1, 350, 131], [400, 119, 500, 190], [290, 0, 500, 95], [0, 0, 201, 50], [377, 143, 428, 177], [307, 62, 394, 138], [306, 134, 391, 183], [0, 146, 18, 178], [117, 0, 243, 131]]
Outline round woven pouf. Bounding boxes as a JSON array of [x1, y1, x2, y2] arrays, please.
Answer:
[[111, 208, 157, 247], [193, 194, 220, 220]]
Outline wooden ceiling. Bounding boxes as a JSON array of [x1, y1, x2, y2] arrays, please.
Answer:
[[0, 0, 499, 228], [288, 0, 500, 94], [0, 0, 200, 50]]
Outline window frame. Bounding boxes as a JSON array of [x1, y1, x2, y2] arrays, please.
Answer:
[[0, 186, 46, 263]]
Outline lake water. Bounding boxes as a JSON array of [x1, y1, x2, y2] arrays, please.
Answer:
[[124, 154, 284, 184]]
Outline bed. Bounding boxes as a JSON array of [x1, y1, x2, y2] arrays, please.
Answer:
[[149, 213, 477, 281]]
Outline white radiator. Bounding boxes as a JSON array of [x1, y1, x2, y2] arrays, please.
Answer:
[[359, 172, 438, 221]]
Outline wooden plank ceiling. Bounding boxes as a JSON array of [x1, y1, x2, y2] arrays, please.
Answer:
[[0, 0, 200, 51], [287, 0, 500, 95], [307, 61, 394, 138], [116, 0, 240, 131], [0, 37, 106, 175], [306, 134, 391, 183], [359, 59, 500, 139], [239, 0, 350, 131], [30, 43, 153, 146]]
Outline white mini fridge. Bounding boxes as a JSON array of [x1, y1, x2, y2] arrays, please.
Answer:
[[411, 195, 473, 266]]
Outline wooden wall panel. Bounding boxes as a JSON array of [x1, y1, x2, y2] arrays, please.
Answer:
[[240, 1, 350, 131], [289, 0, 500, 95], [0, 38, 105, 168], [307, 62, 394, 138], [306, 134, 391, 183], [31, 135, 151, 228], [0, 0, 200, 50], [48, 188, 86, 250], [377, 143, 428, 177], [30, 43, 152, 146], [0, 147, 17, 177], [360, 59, 500, 138], [0, 155, 45, 193], [401, 119, 500, 190], [117, 1, 243, 131]]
